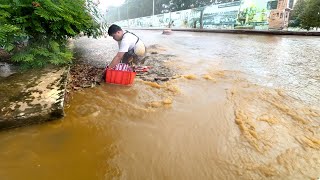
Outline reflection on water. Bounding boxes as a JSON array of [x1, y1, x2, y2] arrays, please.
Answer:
[[0, 32, 319, 179]]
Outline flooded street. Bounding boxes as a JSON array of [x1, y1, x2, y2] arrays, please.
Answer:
[[0, 31, 319, 179]]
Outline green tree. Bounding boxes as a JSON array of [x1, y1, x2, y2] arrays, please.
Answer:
[[299, 0, 320, 30], [154, 0, 170, 15], [0, 0, 104, 67], [289, 0, 306, 27]]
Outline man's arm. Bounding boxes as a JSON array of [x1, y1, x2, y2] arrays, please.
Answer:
[[108, 52, 125, 69]]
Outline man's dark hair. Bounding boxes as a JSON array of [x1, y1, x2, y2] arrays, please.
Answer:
[[108, 24, 122, 36]]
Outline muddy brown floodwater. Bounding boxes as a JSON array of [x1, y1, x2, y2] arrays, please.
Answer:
[[0, 31, 319, 179]]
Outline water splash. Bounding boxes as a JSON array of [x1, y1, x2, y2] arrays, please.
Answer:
[[0, 62, 16, 77]]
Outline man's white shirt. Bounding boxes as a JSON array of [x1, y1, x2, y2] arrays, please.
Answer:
[[118, 32, 138, 53], [118, 32, 145, 56]]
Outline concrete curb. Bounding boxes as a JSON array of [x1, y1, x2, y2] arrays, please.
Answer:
[[0, 66, 69, 130]]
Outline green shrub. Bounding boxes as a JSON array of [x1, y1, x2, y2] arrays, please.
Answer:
[[289, 0, 320, 30], [0, 0, 105, 67]]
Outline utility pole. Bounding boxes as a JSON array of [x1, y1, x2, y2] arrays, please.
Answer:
[[152, 0, 155, 27], [127, 1, 129, 27], [153, 0, 155, 16], [118, 7, 120, 21]]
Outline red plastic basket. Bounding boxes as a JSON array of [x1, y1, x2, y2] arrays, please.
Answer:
[[105, 68, 136, 85]]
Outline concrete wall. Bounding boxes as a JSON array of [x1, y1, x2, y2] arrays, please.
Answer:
[[114, 0, 292, 30]]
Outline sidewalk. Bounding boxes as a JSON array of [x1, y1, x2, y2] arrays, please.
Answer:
[[130, 28, 320, 36]]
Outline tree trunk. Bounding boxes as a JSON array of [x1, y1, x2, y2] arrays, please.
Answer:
[[200, 9, 204, 29], [169, 12, 172, 28]]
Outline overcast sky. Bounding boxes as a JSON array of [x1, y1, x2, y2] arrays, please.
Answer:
[[98, 0, 125, 10]]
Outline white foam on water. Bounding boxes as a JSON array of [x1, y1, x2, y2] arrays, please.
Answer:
[[0, 62, 15, 77]]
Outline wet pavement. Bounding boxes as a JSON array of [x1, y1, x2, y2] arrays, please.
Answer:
[[0, 30, 319, 179]]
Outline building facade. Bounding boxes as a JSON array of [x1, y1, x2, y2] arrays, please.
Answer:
[[268, 0, 295, 29]]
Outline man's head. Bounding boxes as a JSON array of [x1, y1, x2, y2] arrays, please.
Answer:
[[108, 24, 123, 41]]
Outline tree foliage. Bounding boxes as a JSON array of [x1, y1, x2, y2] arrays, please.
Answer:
[[299, 0, 320, 30], [289, 0, 320, 30], [289, 0, 306, 27], [0, 0, 104, 67]]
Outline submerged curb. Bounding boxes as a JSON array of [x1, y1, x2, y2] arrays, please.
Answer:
[[0, 66, 69, 130]]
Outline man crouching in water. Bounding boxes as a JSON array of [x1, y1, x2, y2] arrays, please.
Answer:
[[107, 24, 146, 69]]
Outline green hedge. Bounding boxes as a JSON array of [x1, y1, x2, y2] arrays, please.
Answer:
[[0, 0, 105, 67]]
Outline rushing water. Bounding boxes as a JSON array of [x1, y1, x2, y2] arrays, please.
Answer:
[[0, 31, 319, 179]]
